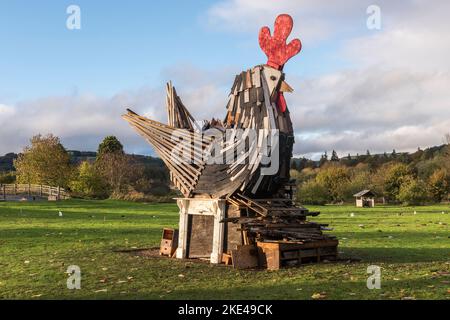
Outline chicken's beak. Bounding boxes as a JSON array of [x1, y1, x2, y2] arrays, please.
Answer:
[[279, 80, 294, 93]]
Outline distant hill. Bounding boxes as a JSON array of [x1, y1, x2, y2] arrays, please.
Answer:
[[67, 150, 166, 170], [67, 150, 97, 165]]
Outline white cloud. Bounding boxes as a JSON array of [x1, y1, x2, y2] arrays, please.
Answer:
[[0, 66, 233, 156], [0, 104, 15, 115], [288, 67, 450, 158], [207, 0, 450, 159], [207, 0, 365, 45], [0, 89, 163, 155]]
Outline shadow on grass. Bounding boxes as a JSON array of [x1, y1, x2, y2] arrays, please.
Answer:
[[340, 247, 450, 263], [40, 275, 448, 300], [0, 226, 168, 240], [153, 277, 447, 300], [0, 208, 179, 221]]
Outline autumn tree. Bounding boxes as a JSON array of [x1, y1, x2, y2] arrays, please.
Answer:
[[96, 153, 140, 194], [95, 136, 143, 196], [398, 178, 429, 205], [297, 180, 329, 205], [0, 172, 15, 184], [315, 166, 350, 202], [14, 134, 72, 187], [383, 163, 414, 201], [427, 169, 450, 202], [97, 136, 124, 158], [69, 161, 109, 199], [342, 168, 373, 201]]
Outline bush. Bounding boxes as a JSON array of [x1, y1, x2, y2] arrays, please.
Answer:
[[297, 180, 330, 205], [110, 186, 177, 203], [398, 178, 429, 205], [427, 168, 450, 202], [341, 169, 372, 202], [292, 167, 317, 185], [14, 134, 73, 187], [316, 166, 350, 202], [69, 161, 109, 199], [384, 163, 414, 201]]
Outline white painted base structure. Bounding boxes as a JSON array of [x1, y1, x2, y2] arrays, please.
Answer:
[[175, 198, 226, 264]]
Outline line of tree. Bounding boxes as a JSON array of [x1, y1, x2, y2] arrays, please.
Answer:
[[292, 137, 450, 205], [5, 134, 172, 202]]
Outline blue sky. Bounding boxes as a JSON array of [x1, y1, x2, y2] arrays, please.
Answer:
[[0, 0, 356, 102], [1, 1, 219, 100], [1, 0, 449, 158]]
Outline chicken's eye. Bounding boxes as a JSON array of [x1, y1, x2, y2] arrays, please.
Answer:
[[270, 76, 277, 81]]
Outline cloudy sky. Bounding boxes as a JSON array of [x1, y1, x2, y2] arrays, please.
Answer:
[[1, 0, 449, 159]]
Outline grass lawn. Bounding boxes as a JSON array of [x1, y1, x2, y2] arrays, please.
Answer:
[[0, 199, 449, 300]]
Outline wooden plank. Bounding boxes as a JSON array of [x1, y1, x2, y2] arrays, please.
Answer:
[[239, 72, 245, 91], [257, 243, 280, 270], [245, 70, 252, 88], [244, 89, 250, 103], [261, 66, 281, 96], [234, 75, 242, 94], [222, 253, 232, 265], [231, 245, 259, 269], [230, 75, 239, 95], [252, 66, 261, 88]]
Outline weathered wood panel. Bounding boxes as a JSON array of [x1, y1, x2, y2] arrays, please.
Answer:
[[224, 204, 242, 253], [187, 215, 214, 258]]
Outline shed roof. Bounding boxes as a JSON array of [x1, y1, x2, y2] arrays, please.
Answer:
[[353, 189, 375, 197]]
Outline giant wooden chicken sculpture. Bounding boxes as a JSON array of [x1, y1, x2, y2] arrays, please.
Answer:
[[123, 14, 302, 200]]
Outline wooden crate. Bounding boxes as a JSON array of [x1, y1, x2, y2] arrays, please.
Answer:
[[160, 228, 179, 257], [257, 240, 338, 270]]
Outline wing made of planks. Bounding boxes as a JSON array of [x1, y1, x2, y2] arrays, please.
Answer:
[[122, 109, 212, 197], [166, 82, 197, 130]]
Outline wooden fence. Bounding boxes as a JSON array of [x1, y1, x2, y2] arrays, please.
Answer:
[[0, 184, 70, 200]]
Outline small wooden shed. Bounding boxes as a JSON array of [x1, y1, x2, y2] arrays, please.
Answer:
[[353, 190, 375, 208]]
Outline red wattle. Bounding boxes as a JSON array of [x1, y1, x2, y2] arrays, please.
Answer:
[[277, 93, 287, 113]]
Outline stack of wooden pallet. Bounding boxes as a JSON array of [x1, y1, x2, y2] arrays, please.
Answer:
[[225, 193, 335, 243], [224, 193, 338, 269]]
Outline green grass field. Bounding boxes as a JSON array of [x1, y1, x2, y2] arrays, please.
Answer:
[[0, 199, 449, 300]]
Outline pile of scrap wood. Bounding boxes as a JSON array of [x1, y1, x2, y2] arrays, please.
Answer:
[[223, 193, 338, 269], [225, 193, 336, 244]]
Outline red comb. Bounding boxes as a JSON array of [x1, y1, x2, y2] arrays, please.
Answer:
[[259, 14, 302, 70]]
